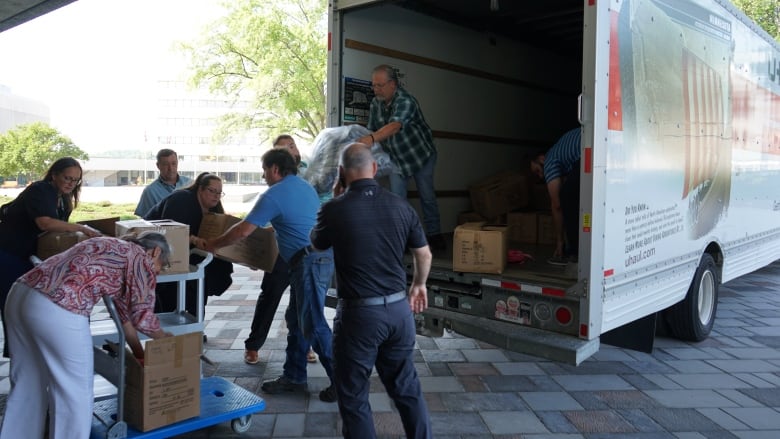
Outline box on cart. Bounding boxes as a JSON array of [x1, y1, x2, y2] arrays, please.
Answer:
[[36, 217, 120, 260], [36, 231, 90, 260], [115, 219, 190, 274], [123, 332, 202, 432], [452, 222, 508, 274], [79, 216, 120, 236], [197, 213, 279, 272]]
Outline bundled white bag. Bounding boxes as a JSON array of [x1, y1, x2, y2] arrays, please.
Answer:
[[303, 125, 394, 196]]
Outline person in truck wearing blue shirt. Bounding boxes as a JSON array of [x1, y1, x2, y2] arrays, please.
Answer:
[[530, 128, 582, 265]]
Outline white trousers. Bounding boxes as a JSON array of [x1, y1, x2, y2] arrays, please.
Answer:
[[0, 282, 93, 439]]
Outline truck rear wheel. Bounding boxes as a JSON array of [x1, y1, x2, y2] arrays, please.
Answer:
[[664, 254, 718, 341]]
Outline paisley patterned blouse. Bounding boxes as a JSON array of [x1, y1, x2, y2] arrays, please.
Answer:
[[18, 237, 161, 335]]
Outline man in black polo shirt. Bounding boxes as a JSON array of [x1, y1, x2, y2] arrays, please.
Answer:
[[311, 143, 432, 439]]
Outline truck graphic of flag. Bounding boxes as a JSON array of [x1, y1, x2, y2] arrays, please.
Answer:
[[681, 48, 724, 199]]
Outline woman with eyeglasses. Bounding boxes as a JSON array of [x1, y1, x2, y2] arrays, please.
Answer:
[[144, 172, 234, 318], [0, 156, 102, 358], [0, 231, 173, 439]]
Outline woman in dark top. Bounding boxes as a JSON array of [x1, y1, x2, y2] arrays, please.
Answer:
[[0, 157, 101, 357], [145, 172, 233, 317]]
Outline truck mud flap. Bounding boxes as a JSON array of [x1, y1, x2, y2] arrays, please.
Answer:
[[422, 307, 599, 365]]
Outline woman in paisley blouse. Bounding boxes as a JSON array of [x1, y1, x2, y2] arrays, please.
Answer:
[[0, 232, 173, 439]]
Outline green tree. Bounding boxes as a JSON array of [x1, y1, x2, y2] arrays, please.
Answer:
[[732, 0, 780, 41], [180, 0, 328, 143], [0, 122, 88, 182]]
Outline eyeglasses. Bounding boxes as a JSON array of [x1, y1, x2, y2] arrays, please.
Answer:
[[204, 187, 225, 197], [371, 81, 391, 89], [61, 175, 82, 184]]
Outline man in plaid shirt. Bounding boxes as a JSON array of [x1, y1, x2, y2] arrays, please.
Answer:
[[357, 64, 445, 250]]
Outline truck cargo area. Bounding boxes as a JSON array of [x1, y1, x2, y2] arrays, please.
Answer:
[[330, 0, 780, 364]]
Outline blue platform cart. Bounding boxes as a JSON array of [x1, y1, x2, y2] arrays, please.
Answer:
[[89, 250, 265, 439]]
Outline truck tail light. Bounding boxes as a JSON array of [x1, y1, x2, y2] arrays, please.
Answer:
[[555, 306, 573, 326]]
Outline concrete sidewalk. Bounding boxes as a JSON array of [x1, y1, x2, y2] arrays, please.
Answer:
[[2, 260, 780, 438]]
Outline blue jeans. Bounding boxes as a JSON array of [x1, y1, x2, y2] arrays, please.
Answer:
[[283, 248, 335, 383], [389, 151, 441, 236]]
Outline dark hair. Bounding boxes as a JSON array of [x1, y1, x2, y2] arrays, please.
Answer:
[[156, 149, 178, 162], [262, 149, 298, 177], [373, 64, 399, 83], [272, 135, 294, 146], [43, 157, 83, 210], [186, 172, 225, 213], [122, 231, 172, 269]]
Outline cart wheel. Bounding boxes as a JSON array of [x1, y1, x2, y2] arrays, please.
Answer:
[[231, 415, 252, 433]]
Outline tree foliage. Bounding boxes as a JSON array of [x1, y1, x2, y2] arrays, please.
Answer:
[[0, 122, 88, 181], [180, 0, 328, 143], [732, 0, 780, 41]]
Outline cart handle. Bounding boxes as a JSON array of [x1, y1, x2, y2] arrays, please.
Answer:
[[102, 295, 126, 430]]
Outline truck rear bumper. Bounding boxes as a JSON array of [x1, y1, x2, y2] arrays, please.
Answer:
[[422, 307, 599, 365]]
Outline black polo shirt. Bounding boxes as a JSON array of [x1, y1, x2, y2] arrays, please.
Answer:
[[0, 181, 66, 260], [311, 178, 426, 300]]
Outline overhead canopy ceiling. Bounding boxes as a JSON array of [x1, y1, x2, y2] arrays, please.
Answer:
[[0, 0, 76, 33], [395, 0, 583, 57], [4, 0, 584, 56]]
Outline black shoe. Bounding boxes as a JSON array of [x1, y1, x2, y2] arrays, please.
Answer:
[[319, 384, 337, 403], [427, 234, 446, 251], [261, 376, 307, 394]]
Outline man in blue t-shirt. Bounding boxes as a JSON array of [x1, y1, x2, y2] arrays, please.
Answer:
[[201, 149, 337, 402], [530, 128, 582, 265]]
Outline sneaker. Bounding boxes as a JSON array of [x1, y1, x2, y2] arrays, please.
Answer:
[[244, 349, 259, 365], [261, 376, 307, 394], [547, 256, 568, 266], [306, 348, 317, 363], [426, 234, 447, 251], [319, 384, 337, 403]]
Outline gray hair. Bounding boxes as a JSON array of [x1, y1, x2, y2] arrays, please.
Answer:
[[122, 231, 172, 268], [340, 143, 375, 171]]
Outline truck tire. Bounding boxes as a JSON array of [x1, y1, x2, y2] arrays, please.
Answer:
[[664, 254, 718, 341]]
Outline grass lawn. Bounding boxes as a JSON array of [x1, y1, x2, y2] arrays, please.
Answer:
[[0, 195, 137, 222]]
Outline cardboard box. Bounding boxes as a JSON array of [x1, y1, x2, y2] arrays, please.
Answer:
[[507, 212, 538, 244], [452, 222, 508, 274], [78, 216, 119, 236], [36, 217, 121, 260], [197, 213, 279, 272], [469, 171, 530, 219], [537, 213, 556, 245], [116, 219, 190, 274], [123, 332, 202, 432], [37, 231, 89, 260]]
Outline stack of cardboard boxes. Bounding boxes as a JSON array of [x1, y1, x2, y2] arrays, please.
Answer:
[[453, 170, 554, 274]]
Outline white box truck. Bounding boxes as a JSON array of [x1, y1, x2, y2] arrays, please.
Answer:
[[326, 0, 780, 364]]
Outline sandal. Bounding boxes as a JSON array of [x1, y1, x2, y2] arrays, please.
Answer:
[[244, 349, 259, 365]]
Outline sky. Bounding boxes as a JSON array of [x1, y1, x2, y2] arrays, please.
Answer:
[[0, 0, 222, 153]]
